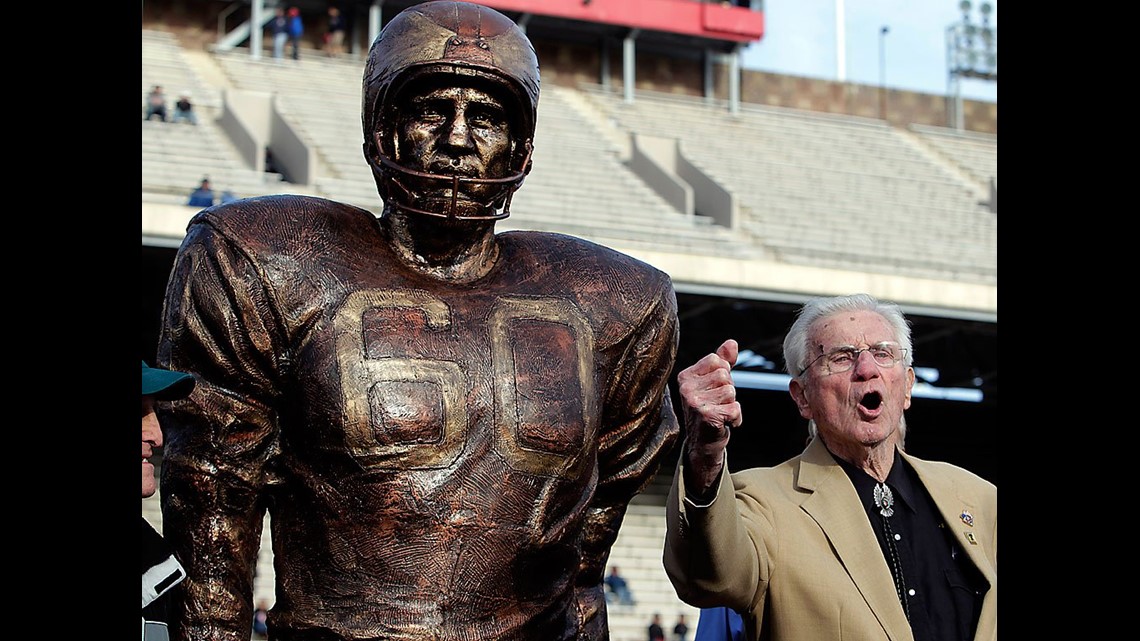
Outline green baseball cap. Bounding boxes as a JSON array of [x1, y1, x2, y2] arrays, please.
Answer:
[[141, 361, 195, 400]]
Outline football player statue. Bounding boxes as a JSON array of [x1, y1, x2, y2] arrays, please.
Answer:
[[156, 2, 681, 639]]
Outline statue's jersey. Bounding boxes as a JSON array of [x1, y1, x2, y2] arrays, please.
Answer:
[[158, 195, 680, 640]]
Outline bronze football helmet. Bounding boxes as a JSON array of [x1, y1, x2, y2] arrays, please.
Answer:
[[362, 1, 539, 220]]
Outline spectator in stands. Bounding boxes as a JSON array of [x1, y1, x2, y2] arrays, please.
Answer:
[[155, 3, 680, 639], [219, 188, 239, 204], [269, 6, 289, 60], [664, 293, 996, 641], [187, 177, 216, 208], [325, 5, 346, 57], [693, 607, 744, 641], [287, 6, 303, 60], [673, 613, 690, 641], [172, 91, 198, 125], [142, 361, 195, 641], [604, 565, 636, 606], [251, 599, 270, 639], [648, 613, 666, 641], [145, 85, 168, 122]]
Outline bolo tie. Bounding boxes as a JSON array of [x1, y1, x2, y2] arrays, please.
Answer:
[[873, 482, 910, 621]]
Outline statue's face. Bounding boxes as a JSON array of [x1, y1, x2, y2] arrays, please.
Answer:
[[391, 79, 515, 216]]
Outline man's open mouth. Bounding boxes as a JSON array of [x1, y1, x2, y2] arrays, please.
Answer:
[[859, 391, 883, 411]]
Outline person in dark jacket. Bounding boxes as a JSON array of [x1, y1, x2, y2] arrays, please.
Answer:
[[142, 361, 195, 641], [287, 6, 303, 60], [648, 613, 666, 641], [186, 177, 215, 208], [172, 92, 198, 125], [268, 6, 289, 60]]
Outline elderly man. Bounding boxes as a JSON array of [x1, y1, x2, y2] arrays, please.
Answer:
[[664, 293, 996, 641], [156, 2, 680, 639]]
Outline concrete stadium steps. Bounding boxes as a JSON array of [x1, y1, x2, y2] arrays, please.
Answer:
[[908, 123, 998, 188], [143, 29, 224, 111], [210, 49, 366, 184], [211, 48, 364, 102], [732, 186, 993, 279], [142, 118, 292, 201], [580, 85, 996, 285], [144, 36, 296, 202], [605, 502, 700, 641], [503, 84, 761, 258]]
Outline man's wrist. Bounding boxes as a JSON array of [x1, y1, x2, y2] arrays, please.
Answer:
[[682, 449, 724, 504]]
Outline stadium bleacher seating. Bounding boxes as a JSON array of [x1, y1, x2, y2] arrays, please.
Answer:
[[908, 123, 997, 190], [205, 48, 764, 258], [580, 85, 996, 285], [144, 29, 996, 287], [143, 30, 305, 204]]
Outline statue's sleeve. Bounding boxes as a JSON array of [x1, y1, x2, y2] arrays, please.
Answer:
[[156, 219, 285, 641], [577, 275, 681, 624]]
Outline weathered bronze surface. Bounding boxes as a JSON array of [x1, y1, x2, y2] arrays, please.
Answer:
[[157, 3, 680, 639]]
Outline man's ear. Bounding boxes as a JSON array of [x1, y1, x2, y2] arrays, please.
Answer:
[[903, 366, 915, 410], [788, 379, 812, 420]]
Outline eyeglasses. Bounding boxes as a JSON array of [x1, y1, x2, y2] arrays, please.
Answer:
[[800, 342, 907, 376]]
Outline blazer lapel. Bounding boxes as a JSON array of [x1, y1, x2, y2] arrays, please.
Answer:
[[797, 439, 914, 641], [904, 453, 996, 585]]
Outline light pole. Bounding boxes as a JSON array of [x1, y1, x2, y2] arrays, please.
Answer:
[[946, 1, 997, 130], [879, 26, 889, 121]]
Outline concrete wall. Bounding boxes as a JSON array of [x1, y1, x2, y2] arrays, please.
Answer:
[[217, 88, 274, 172], [629, 133, 692, 216]]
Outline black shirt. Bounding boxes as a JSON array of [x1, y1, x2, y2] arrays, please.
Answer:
[[143, 518, 186, 635], [833, 448, 987, 641]]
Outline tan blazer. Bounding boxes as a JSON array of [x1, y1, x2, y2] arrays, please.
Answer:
[[664, 437, 997, 641]]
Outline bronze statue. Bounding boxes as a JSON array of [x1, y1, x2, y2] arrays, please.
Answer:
[[156, 2, 681, 639]]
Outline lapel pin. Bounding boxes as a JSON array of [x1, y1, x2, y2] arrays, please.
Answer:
[[964, 532, 977, 545], [959, 509, 974, 527]]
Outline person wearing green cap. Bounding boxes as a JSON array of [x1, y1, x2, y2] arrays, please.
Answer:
[[142, 361, 194, 641]]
